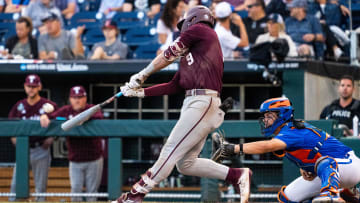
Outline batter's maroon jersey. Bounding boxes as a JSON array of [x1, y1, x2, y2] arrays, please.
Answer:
[[8, 97, 58, 144], [145, 23, 224, 96], [49, 104, 104, 162]]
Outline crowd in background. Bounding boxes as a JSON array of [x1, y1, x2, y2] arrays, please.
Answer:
[[0, 0, 355, 61]]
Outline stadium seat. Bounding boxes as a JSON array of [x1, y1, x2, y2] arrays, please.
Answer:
[[82, 28, 105, 46], [133, 43, 161, 59], [0, 23, 15, 45], [0, 13, 20, 23], [122, 26, 158, 46], [67, 12, 105, 29], [113, 12, 147, 30]]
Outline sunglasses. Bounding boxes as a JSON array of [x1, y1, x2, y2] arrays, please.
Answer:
[[247, 3, 260, 9]]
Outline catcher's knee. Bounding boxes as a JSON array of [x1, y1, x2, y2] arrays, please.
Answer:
[[277, 186, 298, 203], [315, 156, 338, 174]]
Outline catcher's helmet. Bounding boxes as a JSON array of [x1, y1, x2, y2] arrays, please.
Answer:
[[177, 5, 215, 33], [259, 97, 293, 137]]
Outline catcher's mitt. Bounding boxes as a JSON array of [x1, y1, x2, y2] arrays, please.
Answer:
[[211, 130, 237, 163]]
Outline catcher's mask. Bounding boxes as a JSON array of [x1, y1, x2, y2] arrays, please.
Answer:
[[177, 5, 215, 33], [259, 97, 293, 137]]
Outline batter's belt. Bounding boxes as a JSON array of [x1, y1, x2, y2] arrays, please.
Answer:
[[185, 89, 219, 97]]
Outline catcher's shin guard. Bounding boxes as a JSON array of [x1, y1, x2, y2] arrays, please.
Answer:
[[277, 186, 297, 203], [315, 156, 340, 194]]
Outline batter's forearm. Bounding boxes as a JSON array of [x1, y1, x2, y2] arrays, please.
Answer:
[[144, 82, 183, 97]]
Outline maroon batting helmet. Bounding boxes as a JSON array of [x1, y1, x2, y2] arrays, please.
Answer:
[[177, 5, 215, 33]]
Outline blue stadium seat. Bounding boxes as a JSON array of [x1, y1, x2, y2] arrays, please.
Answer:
[[0, 13, 20, 23], [82, 28, 105, 46], [113, 12, 147, 30], [67, 12, 105, 29], [133, 43, 161, 59], [122, 26, 158, 46]]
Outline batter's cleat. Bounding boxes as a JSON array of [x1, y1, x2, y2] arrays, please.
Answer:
[[112, 192, 145, 203], [312, 191, 345, 203], [234, 168, 252, 203]]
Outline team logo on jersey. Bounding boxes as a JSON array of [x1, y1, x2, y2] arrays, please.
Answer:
[[17, 103, 26, 114]]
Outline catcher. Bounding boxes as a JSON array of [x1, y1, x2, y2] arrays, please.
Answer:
[[212, 97, 360, 202]]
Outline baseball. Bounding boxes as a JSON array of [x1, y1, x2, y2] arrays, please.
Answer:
[[42, 103, 54, 113]]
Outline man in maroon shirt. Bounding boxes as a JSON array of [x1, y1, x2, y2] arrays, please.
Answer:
[[40, 86, 104, 202], [114, 6, 251, 203], [8, 74, 57, 202]]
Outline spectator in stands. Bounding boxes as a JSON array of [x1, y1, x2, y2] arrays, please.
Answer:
[[0, 0, 4, 12], [308, 0, 347, 60], [89, 20, 128, 60], [98, 0, 125, 19], [40, 86, 104, 202], [4, 0, 27, 13], [23, 0, 63, 30], [9, 74, 57, 202], [55, 0, 78, 19], [4, 17, 38, 59], [214, 2, 249, 59], [255, 13, 297, 57], [123, 0, 161, 19], [38, 12, 85, 60], [285, 0, 324, 57], [156, 0, 186, 52], [320, 75, 360, 137], [243, 0, 268, 45]]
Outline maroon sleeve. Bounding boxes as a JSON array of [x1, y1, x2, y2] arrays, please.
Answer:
[[8, 102, 19, 119], [144, 72, 184, 96], [48, 106, 69, 119]]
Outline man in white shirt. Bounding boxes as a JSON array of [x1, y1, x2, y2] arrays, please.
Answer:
[[214, 2, 248, 59]]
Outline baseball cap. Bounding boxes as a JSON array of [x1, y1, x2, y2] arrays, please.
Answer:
[[268, 13, 284, 24], [287, 0, 307, 9], [41, 12, 60, 23], [69, 86, 87, 97], [24, 74, 41, 87], [215, 2, 233, 18], [102, 19, 117, 29]]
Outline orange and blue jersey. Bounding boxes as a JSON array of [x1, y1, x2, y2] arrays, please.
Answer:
[[274, 122, 351, 173]]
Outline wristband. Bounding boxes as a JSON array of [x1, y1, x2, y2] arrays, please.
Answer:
[[239, 143, 244, 155]]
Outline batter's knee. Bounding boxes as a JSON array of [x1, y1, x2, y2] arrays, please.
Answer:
[[277, 186, 298, 203], [176, 159, 195, 175]]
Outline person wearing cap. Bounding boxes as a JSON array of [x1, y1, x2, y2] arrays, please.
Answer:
[[242, 0, 268, 45], [214, 1, 249, 59], [38, 11, 85, 60], [8, 74, 58, 202], [23, 0, 63, 29], [4, 17, 38, 59], [285, 0, 324, 57], [40, 86, 104, 202], [89, 20, 128, 60], [255, 13, 298, 57]]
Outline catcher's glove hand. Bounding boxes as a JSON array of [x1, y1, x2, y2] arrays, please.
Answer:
[[211, 131, 237, 163], [219, 97, 234, 113]]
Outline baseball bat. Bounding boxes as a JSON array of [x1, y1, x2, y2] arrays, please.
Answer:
[[61, 92, 123, 131]]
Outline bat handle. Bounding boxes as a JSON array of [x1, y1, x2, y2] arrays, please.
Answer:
[[115, 92, 123, 98]]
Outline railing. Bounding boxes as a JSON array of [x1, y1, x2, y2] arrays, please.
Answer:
[[0, 119, 347, 200]]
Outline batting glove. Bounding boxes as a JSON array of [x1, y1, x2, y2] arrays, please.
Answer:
[[120, 84, 145, 98], [211, 131, 238, 163], [128, 72, 148, 89]]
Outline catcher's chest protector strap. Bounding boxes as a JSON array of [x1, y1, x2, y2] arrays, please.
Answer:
[[306, 128, 328, 160]]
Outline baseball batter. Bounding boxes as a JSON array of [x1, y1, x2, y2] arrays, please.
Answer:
[[212, 97, 360, 202], [40, 86, 104, 202], [114, 6, 251, 203], [8, 74, 57, 202]]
